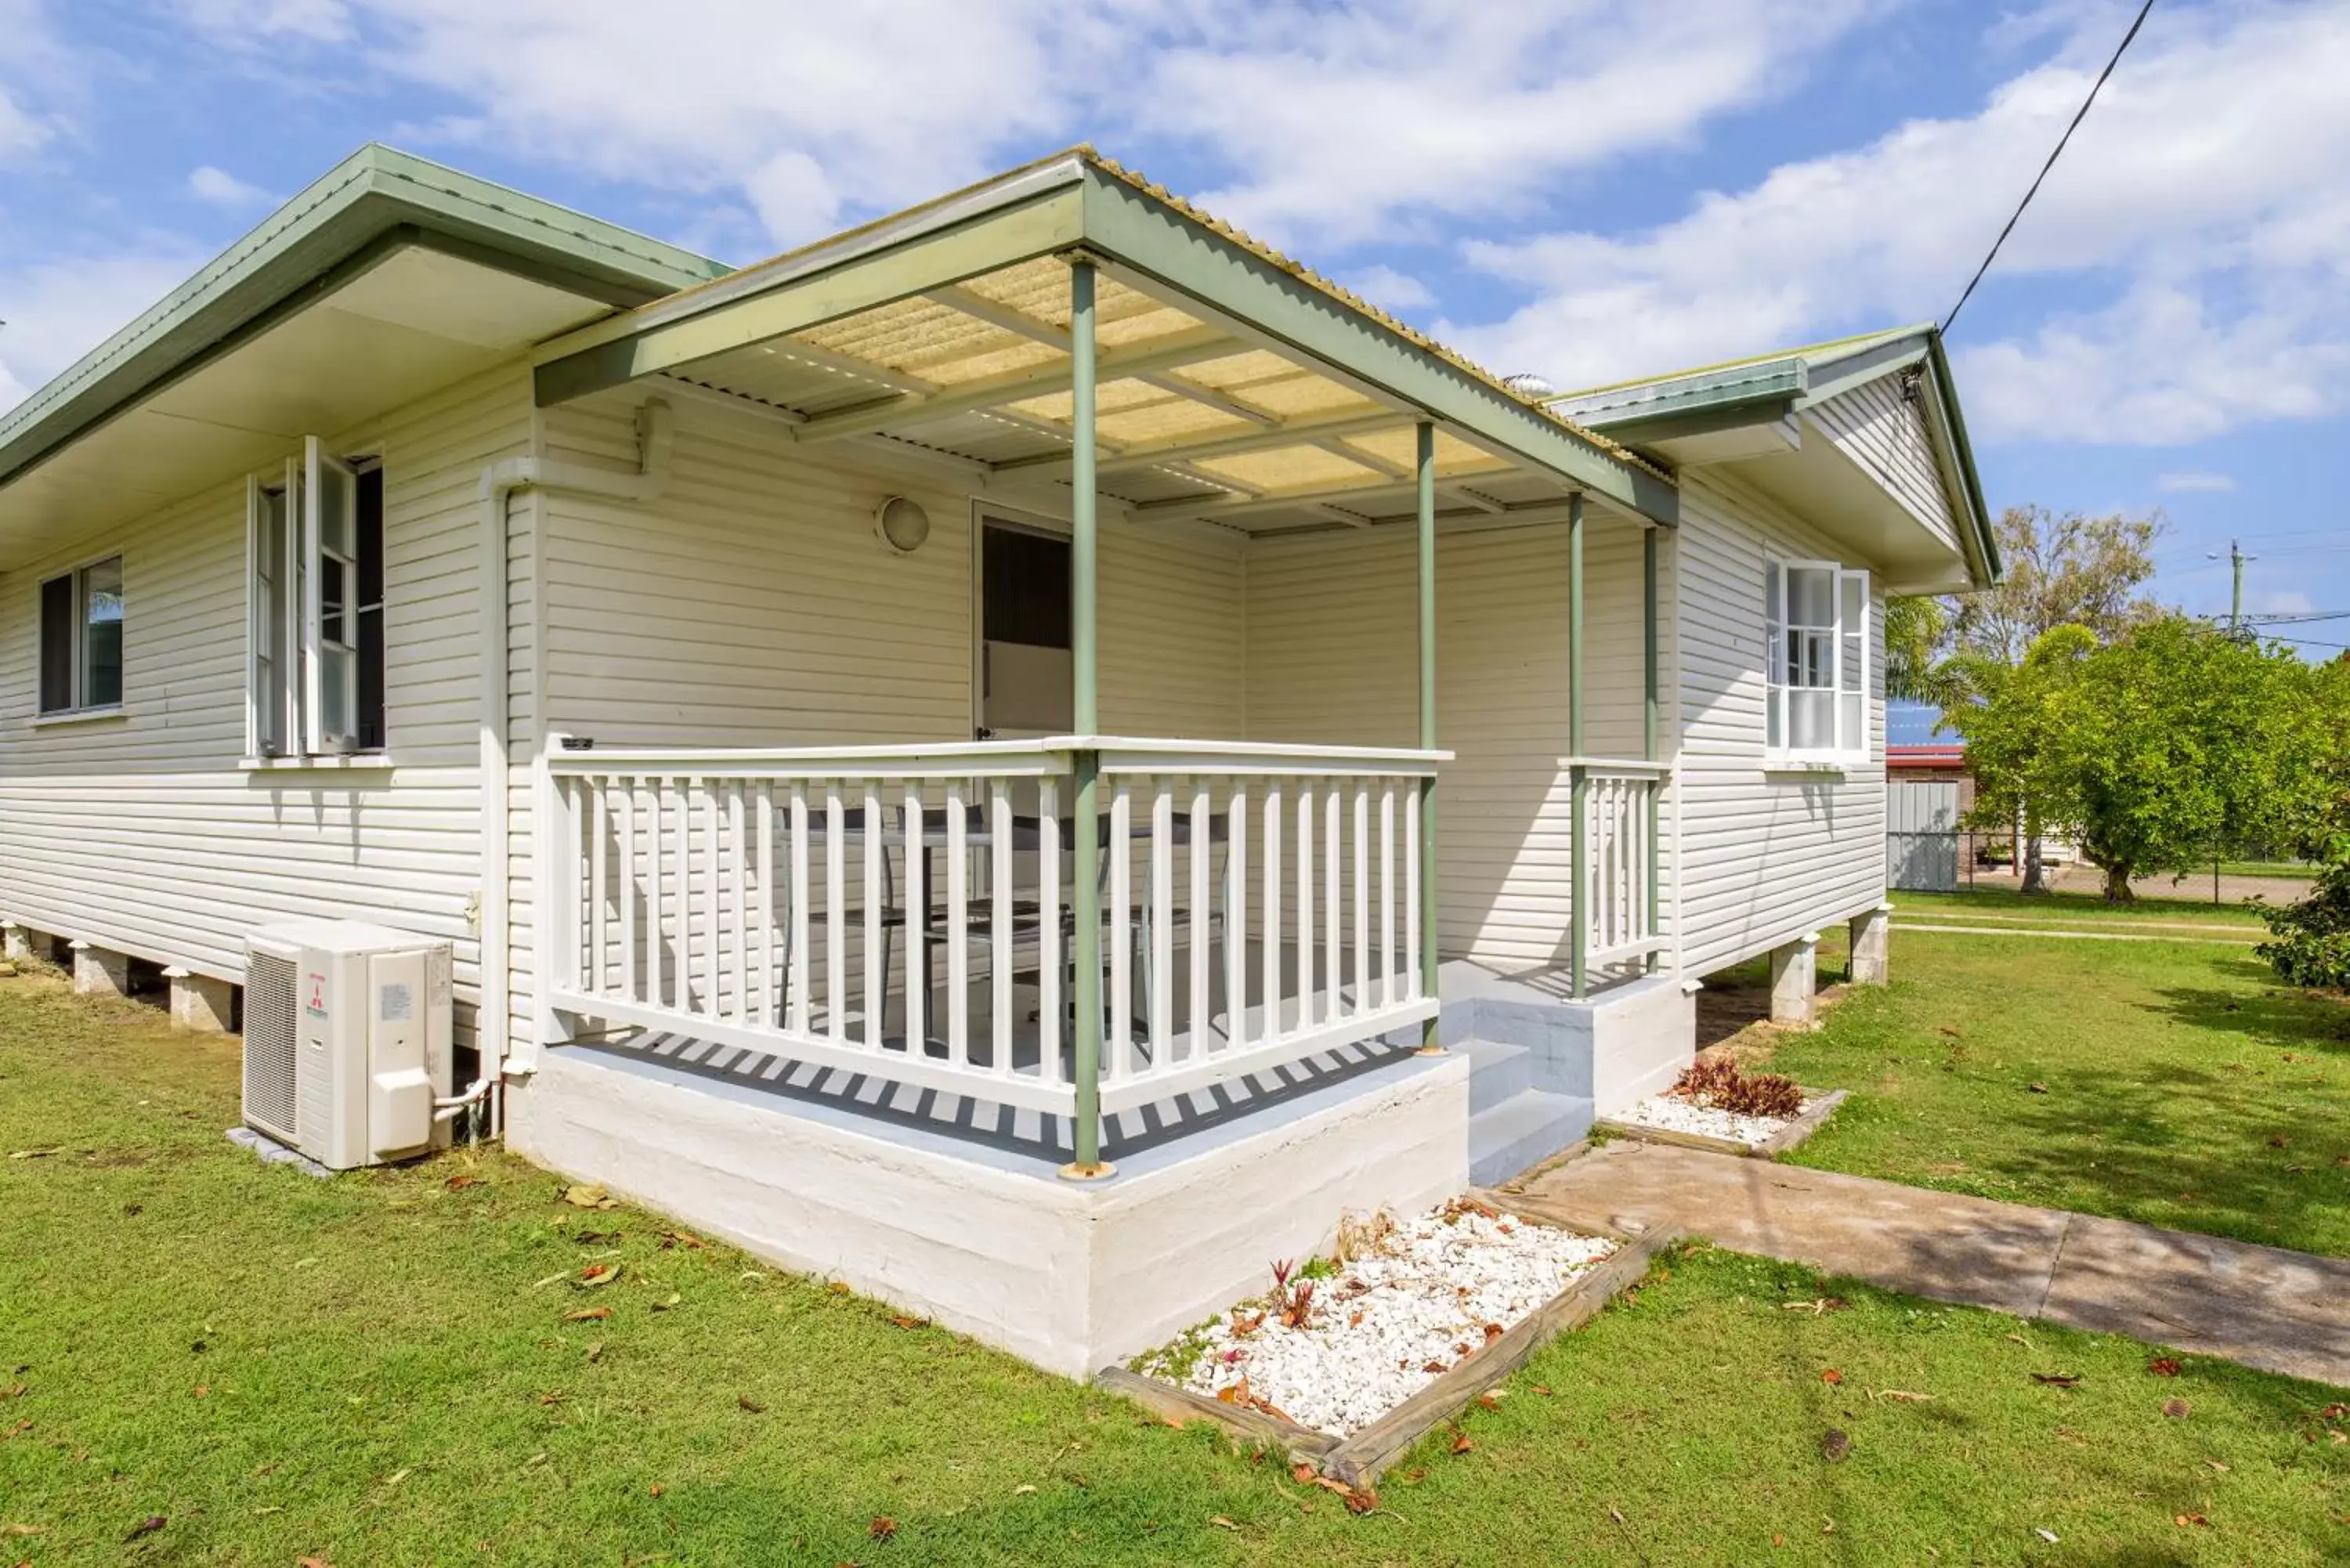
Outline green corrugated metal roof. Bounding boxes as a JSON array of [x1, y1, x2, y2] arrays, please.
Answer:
[[0, 144, 729, 492]]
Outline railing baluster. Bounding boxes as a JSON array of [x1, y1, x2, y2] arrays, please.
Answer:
[[1352, 780, 1368, 1020], [991, 776, 1014, 1078], [825, 784, 845, 1043], [645, 781, 664, 1008], [1225, 781, 1248, 1051], [671, 778, 690, 1011], [1378, 782, 1394, 1010], [947, 777, 969, 1070], [588, 778, 608, 997], [1296, 782, 1314, 1030], [1150, 777, 1173, 1067], [1263, 780, 1283, 1042], [1039, 776, 1061, 1085], [789, 783, 810, 1035], [865, 780, 884, 1051], [1404, 781, 1420, 1003], [1108, 779, 1132, 1079], [727, 782, 747, 1021], [756, 784, 775, 1027], [1325, 779, 1342, 1018], [617, 778, 637, 1004], [1188, 777, 1210, 1060], [902, 783, 925, 1054], [698, 779, 718, 1015]]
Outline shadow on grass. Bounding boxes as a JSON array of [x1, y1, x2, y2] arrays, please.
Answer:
[[2152, 966, 2350, 1059]]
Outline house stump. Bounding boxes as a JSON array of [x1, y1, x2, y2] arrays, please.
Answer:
[[71, 941, 130, 998], [1849, 904, 1893, 985], [165, 967, 236, 1032], [1768, 931, 1819, 1028]]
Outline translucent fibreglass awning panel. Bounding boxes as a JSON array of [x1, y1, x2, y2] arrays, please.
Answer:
[[1194, 443, 1388, 493], [1339, 425, 1509, 475]]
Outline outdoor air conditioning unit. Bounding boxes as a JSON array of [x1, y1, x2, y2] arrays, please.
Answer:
[[243, 919, 454, 1170]]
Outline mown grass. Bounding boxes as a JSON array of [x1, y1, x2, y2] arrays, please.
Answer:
[[1734, 916, 2350, 1257], [4, 970, 2348, 1564], [1894, 888, 2273, 927]]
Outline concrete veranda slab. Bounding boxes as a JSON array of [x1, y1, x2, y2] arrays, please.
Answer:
[[1502, 1140, 2350, 1387]]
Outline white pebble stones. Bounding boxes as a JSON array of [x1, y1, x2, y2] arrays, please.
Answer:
[[1611, 1091, 1813, 1148], [1139, 1198, 1618, 1436]]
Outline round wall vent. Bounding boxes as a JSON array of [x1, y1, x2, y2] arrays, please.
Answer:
[[875, 495, 931, 555]]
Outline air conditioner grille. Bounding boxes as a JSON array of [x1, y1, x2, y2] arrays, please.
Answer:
[[244, 952, 298, 1139]]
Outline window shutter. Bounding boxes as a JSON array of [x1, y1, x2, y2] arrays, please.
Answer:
[[246, 477, 262, 757], [303, 436, 361, 753], [1838, 568, 1869, 754], [1763, 558, 1784, 750]]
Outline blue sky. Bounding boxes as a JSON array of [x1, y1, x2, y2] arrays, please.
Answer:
[[3, 0, 2344, 653]]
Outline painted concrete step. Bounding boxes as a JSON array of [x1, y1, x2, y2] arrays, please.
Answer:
[[1459, 1036, 1535, 1114], [1469, 1086, 1593, 1188]]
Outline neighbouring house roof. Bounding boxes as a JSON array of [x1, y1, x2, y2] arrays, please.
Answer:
[[1547, 324, 1999, 593], [1887, 742, 1969, 771]]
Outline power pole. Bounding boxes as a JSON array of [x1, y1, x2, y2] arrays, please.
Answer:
[[2207, 538, 2256, 631]]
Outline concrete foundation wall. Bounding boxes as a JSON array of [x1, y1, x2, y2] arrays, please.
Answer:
[[507, 1048, 1469, 1379]]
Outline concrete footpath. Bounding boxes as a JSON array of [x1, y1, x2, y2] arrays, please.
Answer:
[[1505, 1140, 2350, 1389]]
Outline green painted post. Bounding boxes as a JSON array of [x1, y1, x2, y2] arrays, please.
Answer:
[[1068, 258, 1105, 1176], [1567, 493, 1588, 1001], [1415, 421, 1441, 1051], [1643, 524, 1661, 971]]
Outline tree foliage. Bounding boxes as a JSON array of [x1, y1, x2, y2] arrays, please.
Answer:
[[1951, 617, 2350, 899], [2257, 851, 2350, 991], [1948, 504, 2166, 667]]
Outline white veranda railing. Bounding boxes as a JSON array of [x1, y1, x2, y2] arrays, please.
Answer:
[[1567, 756, 1671, 993], [540, 736, 1447, 1123]]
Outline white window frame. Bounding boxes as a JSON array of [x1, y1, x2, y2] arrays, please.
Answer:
[[1764, 555, 1871, 761], [36, 551, 127, 717], [244, 439, 380, 761]]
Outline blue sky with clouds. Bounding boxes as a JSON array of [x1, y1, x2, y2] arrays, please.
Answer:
[[3, 0, 2345, 653]]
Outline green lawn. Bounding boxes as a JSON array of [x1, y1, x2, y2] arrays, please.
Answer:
[[1893, 888, 2274, 926], [5, 973, 2349, 1564], [1739, 913, 2350, 1257]]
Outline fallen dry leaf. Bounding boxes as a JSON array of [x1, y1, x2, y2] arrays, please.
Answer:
[[2164, 1397, 2191, 1419], [888, 1315, 925, 1330], [1014, 1484, 1037, 1495], [649, 1483, 663, 1498], [561, 1183, 616, 1209], [659, 1230, 707, 1250], [573, 1230, 620, 1245], [1873, 1389, 1935, 1404], [444, 1175, 483, 1190], [869, 1517, 897, 1541], [2175, 1512, 2211, 1527], [298, 1557, 335, 1568], [7, 1149, 60, 1160], [2205, 1459, 2230, 1472], [2148, 1357, 2182, 1377], [563, 1306, 613, 1323], [1482, 1322, 1505, 1343], [1449, 1431, 1473, 1455], [1, 1526, 40, 1537], [1820, 1429, 1851, 1463], [585, 1342, 604, 1364], [2031, 1372, 2082, 1389], [1531, 1384, 1554, 1396], [828, 1281, 853, 1295], [1820, 1368, 1843, 1386], [577, 1263, 620, 1288], [1476, 1393, 1502, 1411], [736, 1395, 765, 1414], [1421, 1360, 1448, 1375], [125, 1516, 166, 1541], [1209, 1515, 1239, 1531], [2027, 1082, 2048, 1094]]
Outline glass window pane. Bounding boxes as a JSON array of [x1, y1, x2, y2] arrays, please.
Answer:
[[1791, 689, 1835, 750], [1842, 572, 1864, 627], [38, 574, 73, 713], [320, 556, 348, 649], [1766, 685, 1782, 750], [319, 462, 355, 558], [1840, 692, 1864, 753], [320, 645, 352, 740], [81, 557, 123, 709], [1788, 566, 1834, 628]]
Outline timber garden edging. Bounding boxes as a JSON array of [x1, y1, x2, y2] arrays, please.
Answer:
[[1592, 1086, 1849, 1160]]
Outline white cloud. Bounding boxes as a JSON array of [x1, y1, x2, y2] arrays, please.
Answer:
[[1340, 265, 1436, 316], [0, 247, 208, 415], [1446, 2, 2350, 444], [0, 0, 78, 166], [0, 86, 51, 163], [187, 164, 270, 207], [2155, 469, 2236, 493], [2248, 588, 2314, 616], [160, 1, 1884, 251]]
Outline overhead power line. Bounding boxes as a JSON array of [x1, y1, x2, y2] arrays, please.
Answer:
[[1942, 0, 2157, 336]]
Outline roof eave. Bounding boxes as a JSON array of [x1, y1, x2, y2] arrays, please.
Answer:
[[0, 144, 728, 494]]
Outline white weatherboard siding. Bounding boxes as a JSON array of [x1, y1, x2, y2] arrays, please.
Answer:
[[1242, 520, 1667, 972], [1807, 381, 1960, 552], [1672, 469, 1886, 977], [0, 365, 531, 1048], [504, 392, 1247, 1046]]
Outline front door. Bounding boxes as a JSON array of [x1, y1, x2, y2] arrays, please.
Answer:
[[978, 518, 1073, 739]]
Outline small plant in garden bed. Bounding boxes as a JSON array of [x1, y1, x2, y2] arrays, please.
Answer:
[[1671, 1057, 1803, 1119]]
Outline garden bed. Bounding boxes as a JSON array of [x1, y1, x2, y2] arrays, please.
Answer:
[[1102, 1198, 1661, 1489], [1596, 1086, 1846, 1158]]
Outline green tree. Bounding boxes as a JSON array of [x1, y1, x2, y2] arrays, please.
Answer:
[[1902, 504, 2164, 891], [1954, 618, 2343, 900]]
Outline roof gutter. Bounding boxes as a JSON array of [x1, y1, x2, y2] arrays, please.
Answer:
[[0, 144, 726, 497]]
